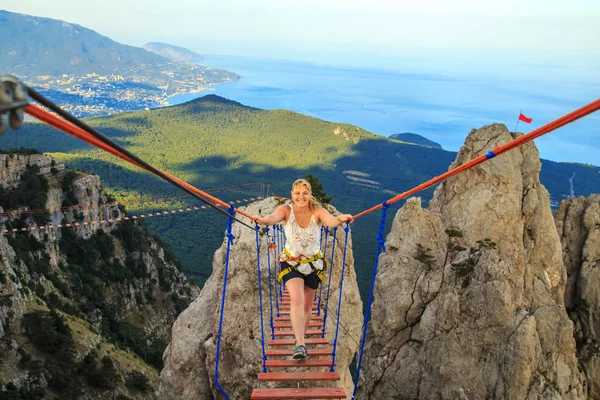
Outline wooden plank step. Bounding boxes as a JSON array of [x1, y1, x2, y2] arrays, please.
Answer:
[[266, 348, 332, 357], [279, 305, 319, 310], [274, 322, 323, 329], [277, 311, 319, 315], [268, 338, 329, 346], [275, 315, 323, 321], [258, 371, 340, 382], [251, 387, 346, 399], [265, 359, 334, 368], [273, 330, 324, 337], [279, 300, 313, 304]]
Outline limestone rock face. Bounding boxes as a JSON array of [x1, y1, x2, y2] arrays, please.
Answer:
[[556, 195, 600, 398], [0, 153, 59, 188], [160, 197, 363, 399], [0, 152, 198, 396], [358, 124, 585, 399]]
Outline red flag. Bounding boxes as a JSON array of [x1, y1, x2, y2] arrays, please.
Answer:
[[518, 113, 532, 123]]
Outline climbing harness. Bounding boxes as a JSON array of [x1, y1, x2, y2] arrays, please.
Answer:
[[276, 248, 326, 282]]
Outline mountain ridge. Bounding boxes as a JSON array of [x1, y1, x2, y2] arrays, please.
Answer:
[[143, 42, 204, 62], [389, 132, 443, 149], [1, 10, 172, 76], [0, 10, 238, 116], [2, 94, 598, 291]]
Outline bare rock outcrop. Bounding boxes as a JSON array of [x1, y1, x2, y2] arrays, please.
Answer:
[[1, 152, 198, 397], [357, 124, 585, 399], [160, 197, 363, 399], [556, 194, 600, 397]]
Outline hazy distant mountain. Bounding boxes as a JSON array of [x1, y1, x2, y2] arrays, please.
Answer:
[[389, 133, 443, 149], [1, 10, 167, 76], [143, 42, 204, 62], [0, 10, 238, 116]]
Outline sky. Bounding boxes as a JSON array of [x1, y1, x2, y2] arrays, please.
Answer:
[[3, 0, 600, 164], [4, 0, 600, 63]]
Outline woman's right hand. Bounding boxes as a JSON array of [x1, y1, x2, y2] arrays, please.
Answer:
[[252, 205, 288, 226]]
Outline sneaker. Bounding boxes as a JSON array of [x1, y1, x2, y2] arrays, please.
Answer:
[[292, 345, 307, 360]]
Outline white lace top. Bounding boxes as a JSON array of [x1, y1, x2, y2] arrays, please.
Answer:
[[283, 205, 323, 273]]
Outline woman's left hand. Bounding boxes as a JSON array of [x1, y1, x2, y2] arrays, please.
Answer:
[[337, 214, 354, 224]]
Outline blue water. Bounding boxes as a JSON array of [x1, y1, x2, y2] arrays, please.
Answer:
[[168, 55, 599, 166]]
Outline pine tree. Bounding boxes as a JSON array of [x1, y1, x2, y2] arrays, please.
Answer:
[[305, 174, 332, 204]]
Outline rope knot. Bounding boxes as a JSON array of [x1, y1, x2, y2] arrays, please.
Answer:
[[376, 233, 386, 253], [226, 232, 235, 244]]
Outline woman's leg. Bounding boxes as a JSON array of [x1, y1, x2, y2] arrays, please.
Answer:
[[285, 277, 306, 346], [303, 285, 317, 334]]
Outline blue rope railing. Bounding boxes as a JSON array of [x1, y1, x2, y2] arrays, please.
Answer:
[[319, 225, 325, 251], [322, 227, 338, 338], [214, 205, 236, 399], [317, 226, 329, 315], [279, 224, 286, 299], [274, 224, 283, 304], [276, 224, 284, 301], [352, 202, 389, 399], [265, 226, 275, 340], [254, 223, 268, 373], [330, 223, 349, 371], [315, 226, 325, 302]]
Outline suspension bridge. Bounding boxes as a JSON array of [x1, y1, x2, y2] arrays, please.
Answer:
[[1, 76, 599, 398]]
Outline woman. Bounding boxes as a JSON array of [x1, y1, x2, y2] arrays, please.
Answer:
[[255, 179, 352, 360]]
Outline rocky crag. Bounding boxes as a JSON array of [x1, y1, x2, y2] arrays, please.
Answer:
[[556, 194, 600, 398], [160, 197, 363, 399], [0, 150, 199, 399], [356, 124, 586, 399]]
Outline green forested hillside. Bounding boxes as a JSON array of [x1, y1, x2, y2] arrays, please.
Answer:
[[2, 95, 598, 293]]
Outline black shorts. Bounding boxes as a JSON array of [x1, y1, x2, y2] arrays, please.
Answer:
[[280, 262, 320, 290]]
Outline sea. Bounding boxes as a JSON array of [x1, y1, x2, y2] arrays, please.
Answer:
[[168, 54, 600, 166]]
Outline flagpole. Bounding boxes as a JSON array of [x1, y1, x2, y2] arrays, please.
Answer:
[[514, 109, 521, 133]]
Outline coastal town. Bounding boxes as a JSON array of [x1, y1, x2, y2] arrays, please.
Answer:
[[23, 60, 238, 117]]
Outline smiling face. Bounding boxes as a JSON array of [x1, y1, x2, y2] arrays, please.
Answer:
[[291, 183, 312, 208]]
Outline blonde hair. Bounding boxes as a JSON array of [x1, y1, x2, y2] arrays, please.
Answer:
[[291, 179, 319, 212]]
